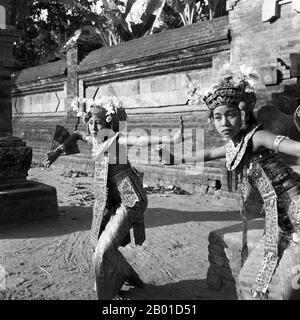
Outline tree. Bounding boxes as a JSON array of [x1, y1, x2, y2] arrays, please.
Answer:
[[12, 0, 227, 67], [13, 0, 95, 67], [38, 0, 167, 43], [165, 0, 206, 26], [12, 0, 169, 66], [164, 0, 226, 26]]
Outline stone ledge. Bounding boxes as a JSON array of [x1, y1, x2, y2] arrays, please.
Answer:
[[0, 181, 34, 191], [0, 181, 58, 223], [32, 150, 242, 203], [206, 218, 264, 292], [31, 151, 266, 210]]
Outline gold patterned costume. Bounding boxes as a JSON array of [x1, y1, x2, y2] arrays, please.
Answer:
[[225, 124, 300, 299], [90, 134, 148, 300]]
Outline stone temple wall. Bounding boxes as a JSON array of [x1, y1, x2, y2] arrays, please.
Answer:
[[12, 15, 233, 198], [11, 0, 300, 200]]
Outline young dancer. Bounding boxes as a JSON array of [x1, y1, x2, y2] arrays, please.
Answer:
[[187, 72, 300, 299], [45, 95, 182, 299]]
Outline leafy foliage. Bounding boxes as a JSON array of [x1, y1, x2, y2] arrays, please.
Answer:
[[13, 0, 93, 67], [12, 0, 168, 66], [164, 0, 226, 27], [11, 0, 227, 67]]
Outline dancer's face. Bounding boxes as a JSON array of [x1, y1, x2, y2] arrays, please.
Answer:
[[213, 104, 242, 139], [88, 115, 107, 138]]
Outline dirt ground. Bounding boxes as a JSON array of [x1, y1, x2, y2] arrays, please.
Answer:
[[0, 165, 242, 300]]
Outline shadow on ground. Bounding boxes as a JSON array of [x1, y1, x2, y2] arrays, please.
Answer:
[[0, 206, 92, 239], [119, 279, 237, 300], [0, 206, 256, 240], [145, 208, 246, 228], [209, 218, 264, 235]]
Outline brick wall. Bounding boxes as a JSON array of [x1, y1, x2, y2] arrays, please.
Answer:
[[11, 15, 231, 197], [228, 0, 300, 166], [229, 0, 300, 104]]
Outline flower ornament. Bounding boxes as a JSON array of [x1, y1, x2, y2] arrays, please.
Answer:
[[238, 65, 259, 87], [72, 95, 124, 121], [212, 64, 259, 92], [71, 96, 94, 118], [186, 65, 259, 112], [71, 95, 127, 132], [186, 81, 204, 107]]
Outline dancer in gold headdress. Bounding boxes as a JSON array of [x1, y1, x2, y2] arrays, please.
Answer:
[[45, 95, 182, 300], [186, 69, 300, 299]]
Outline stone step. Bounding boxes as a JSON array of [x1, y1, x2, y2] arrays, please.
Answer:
[[0, 181, 58, 224], [207, 218, 265, 292]]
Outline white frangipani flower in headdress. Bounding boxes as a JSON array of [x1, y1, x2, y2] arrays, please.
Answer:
[[215, 64, 259, 89], [186, 79, 204, 107], [236, 64, 260, 89], [186, 64, 260, 109], [71, 95, 125, 124]]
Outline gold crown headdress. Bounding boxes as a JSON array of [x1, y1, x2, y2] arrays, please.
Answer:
[[203, 76, 257, 112], [187, 65, 259, 113], [71, 95, 127, 125]]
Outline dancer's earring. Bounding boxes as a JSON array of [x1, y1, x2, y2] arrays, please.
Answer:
[[239, 102, 248, 130]]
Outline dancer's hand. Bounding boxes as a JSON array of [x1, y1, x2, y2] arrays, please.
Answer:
[[44, 147, 63, 168]]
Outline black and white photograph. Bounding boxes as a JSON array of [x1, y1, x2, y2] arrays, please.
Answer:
[[1, 0, 300, 306]]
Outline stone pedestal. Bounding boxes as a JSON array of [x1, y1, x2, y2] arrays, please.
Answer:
[[0, 65, 12, 136], [0, 182, 58, 223], [0, 20, 58, 223], [206, 218, 264, 296], [0, 136, 32, 184], [0, 136, 58, 222]]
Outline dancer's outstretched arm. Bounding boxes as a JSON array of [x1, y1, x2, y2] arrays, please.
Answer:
[[252, 130, 300, 157], [44, 130, 92, 168]]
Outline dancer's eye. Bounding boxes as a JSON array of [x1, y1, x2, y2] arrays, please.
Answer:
[[227, 112, 238, 118]]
